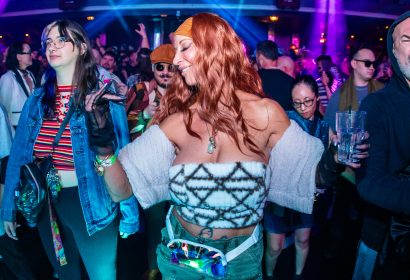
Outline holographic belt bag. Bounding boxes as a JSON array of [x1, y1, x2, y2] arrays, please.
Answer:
[[165, 206, 260, 279]]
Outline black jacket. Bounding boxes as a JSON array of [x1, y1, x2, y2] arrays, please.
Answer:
[[357, 10, 410, 264], [258, 68, 294, 111]]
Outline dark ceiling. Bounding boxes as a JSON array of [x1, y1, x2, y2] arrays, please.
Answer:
[[1, 0, 409, 18], [0, 0, 408, 54]]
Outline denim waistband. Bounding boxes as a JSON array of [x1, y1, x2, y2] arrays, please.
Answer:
[[164, 209, 262, 255]]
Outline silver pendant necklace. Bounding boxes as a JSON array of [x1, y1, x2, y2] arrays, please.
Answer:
[[205, 123, 216, 154]]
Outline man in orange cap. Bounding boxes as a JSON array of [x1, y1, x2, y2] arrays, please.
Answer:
[[125, 44, 176, 139], [149, 44, 176, 98]]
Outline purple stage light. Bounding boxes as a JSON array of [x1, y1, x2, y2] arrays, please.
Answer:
[[309, 0, 346, 60], [0, 0, 9, 14], [326, 0, 346, 60]]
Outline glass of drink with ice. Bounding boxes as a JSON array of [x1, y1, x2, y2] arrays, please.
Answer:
[[335, 111, 367, 164]]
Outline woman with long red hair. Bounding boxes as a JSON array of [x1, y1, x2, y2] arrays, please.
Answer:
[[86, 13, 326, 279]]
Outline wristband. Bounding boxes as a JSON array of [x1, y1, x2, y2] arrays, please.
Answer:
[[95, 154, 117, 176]]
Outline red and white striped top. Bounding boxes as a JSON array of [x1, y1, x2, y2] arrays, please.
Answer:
[[33, 85, 74, 171]]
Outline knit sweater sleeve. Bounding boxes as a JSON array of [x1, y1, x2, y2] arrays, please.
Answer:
[[118, 125, 175, 209], [265, 120, 324, 214]]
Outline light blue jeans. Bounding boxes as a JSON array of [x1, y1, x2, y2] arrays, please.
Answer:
[[352, 241, 378, 280]]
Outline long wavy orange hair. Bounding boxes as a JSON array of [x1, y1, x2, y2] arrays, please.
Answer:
[[153, 13, 264, 157]]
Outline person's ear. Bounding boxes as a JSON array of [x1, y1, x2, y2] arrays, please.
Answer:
[[16, 53, 22, 63], [350, 59, 356, 70], [80, 43, 87, 55]]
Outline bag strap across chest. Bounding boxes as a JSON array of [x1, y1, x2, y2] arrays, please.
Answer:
[[50, 100, 75, 154]]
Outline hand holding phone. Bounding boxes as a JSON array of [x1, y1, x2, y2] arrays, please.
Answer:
[[103, 80, 113, 92]]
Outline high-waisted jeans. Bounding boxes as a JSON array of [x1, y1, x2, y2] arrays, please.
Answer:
[[157, 213, 263, 280]]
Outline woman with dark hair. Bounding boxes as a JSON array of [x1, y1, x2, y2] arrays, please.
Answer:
[[0, 41, 37, 280], [1, 19, 139, 280], [264, 75, 332, 279], [85, 14, 366, 279], [0, 41, 35, 128]]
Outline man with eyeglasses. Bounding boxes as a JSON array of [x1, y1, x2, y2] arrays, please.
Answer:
[[321, 47, 384, 264], [324, 46, 384, 131], [125, 44, 176, 140], [354, 11, 410, 279]]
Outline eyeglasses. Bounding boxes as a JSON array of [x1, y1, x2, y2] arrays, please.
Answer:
[[155, 63, 175, 72], [354, 59, 376, 68], [42, 36, 70, 50], [18, 51, 32, 55], [293, 99, 316, 108]]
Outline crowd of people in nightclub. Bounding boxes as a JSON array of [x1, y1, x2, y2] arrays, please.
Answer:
[[0, 10, 409, 280]]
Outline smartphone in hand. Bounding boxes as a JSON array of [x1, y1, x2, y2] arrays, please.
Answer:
[[103, 80, 113, 92]]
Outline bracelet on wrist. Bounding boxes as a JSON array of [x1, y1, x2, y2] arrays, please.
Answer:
[[95, 154, 117, 176]]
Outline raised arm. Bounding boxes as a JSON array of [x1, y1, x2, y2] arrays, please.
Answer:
[[85, 82, 175, 206], [135, 24, 150, 50], [85, 82, 133, 202]]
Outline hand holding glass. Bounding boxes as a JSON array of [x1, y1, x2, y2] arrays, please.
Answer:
[[335, 111, 367, 165]]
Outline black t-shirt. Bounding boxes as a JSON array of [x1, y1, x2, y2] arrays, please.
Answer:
[[258, 69, 294, 111]]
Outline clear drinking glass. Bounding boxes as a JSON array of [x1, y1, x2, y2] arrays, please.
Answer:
[[335, 111, 367, 164]]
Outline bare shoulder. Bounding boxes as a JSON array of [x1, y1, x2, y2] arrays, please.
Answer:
[[159, 112, 185, 143], [259, 98, 289, 128], [238, 91, 290, 150], [239, 91, 290, 132]]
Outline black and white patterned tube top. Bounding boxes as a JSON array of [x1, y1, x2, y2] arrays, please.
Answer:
[[169, 161, 268, 229]]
